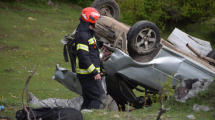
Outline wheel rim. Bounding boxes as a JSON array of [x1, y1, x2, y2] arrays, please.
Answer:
[[99, 5, 115, 18], [135, 28, 156, 51]]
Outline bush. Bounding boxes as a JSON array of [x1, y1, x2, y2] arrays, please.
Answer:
[[185, 18, 215, 44], [115, 0, 215, 31], [115, 0, 166, 30], [73, 0, 94, 7]]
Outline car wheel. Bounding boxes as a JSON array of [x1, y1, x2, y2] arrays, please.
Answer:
[[206, 49, 215, 66], [91, 0, 120, 20], [127, 20, 161, 56]]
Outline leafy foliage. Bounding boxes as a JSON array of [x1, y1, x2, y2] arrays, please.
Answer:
[[0, 0, 47, 4], [115, 0, 166, 30], [116, 0, 215, 31], [185, 18, 215, 44], [73, 0, 94, 7], [147, 75, 176, 103]]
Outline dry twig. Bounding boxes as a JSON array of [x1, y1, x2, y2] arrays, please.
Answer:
[[156, 91, 166, 120], [22, 66, 36, 120]]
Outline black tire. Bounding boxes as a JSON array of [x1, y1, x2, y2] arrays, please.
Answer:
[[206, 49, 215, 66], [91, 0, 120, 20], [127, 20, 161, 56]]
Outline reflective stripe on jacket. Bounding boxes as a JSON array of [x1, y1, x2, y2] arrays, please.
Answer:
[[75, 29, 101, 79]]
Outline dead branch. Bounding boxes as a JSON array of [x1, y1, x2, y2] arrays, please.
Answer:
[[156, 92, 166, 120], [0, 3, 8, 10], [22, 66, 36, 120]]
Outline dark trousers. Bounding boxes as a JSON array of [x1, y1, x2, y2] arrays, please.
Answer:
[[79, 76, 106, 110]]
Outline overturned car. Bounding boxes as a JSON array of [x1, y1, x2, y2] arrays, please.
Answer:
[[53, 0, 215, 109]]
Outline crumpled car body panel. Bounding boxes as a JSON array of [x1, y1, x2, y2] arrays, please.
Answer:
[[103, 45, 215, 90], [53, 44, 215, 108], [53, 64, 82, 95]]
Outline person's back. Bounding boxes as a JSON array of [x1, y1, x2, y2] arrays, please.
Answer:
[[74, 7, 107, 110]]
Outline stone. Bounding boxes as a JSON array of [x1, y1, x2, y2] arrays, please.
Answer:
[[28, 92, 118, 111], [174, 79, 214, 102], [186, 115, 195, 119], [81, 109, 92, 113], [200, 105, 210, 112], [193, 104, 210, 112], [193, 104, 201, 112]]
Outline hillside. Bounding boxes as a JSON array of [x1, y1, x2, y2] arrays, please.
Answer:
[[0, 1, 214, 120]]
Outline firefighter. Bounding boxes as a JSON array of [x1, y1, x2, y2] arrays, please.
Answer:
[[74, 7, 107, 110]]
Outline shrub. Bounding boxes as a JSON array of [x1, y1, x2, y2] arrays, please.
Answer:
[[73, 0, 94, 7], [184, 18, 215, 44], [116, 0, 166, 30], [116, 0, 215, 31]]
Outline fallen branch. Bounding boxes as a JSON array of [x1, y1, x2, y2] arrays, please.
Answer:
[[156, 92, 166, 120], [22, 66, 36, 120]]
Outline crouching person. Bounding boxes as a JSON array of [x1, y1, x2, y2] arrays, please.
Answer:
[[74, 7, 107, 110]]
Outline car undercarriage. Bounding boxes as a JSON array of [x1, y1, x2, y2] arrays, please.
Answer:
[[54, 0, 215, 109]]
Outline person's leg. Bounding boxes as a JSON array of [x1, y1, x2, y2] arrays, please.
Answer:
[[85, 80, 107, 109], [79, 77, 93, 110], [79, 76, 107, 109], [80, 87, 90, 110]]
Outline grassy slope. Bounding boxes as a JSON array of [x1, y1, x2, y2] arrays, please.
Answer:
[[0, 1, 81, 118], [0, 1, 214, 120]]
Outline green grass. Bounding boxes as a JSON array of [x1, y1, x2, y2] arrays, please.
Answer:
[[0, 1, 81, 118], [0, 1, 215, 120]]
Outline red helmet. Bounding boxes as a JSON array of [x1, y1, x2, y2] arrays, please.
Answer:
[[81, 7, 101, 23]]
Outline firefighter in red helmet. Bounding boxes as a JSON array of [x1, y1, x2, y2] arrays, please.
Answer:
[[74, 7, 107, 110]]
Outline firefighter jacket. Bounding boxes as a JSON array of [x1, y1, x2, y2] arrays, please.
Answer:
[[75, 21, 101, 79]]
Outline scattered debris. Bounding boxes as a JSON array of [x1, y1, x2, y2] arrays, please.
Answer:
[[28, 17, 36, 21], [193, 104, 210, 112], [4, 69, 14, 72], [13, 96, 18, 98], [11, 46, 19, 51], [165, 115, 171, 118], [81, 109, 92, 113], [168, 28, 212, 56], [174, 78, 213, 102], [186, 115, 195, 119], [114, 114, 120, 118]]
